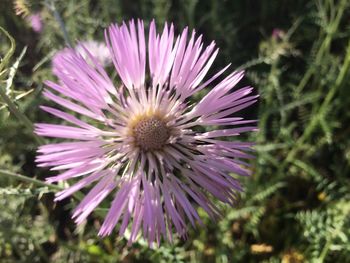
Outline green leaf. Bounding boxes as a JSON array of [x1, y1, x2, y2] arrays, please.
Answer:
[[0, 26, 15, 75], [4, 46, 27, 97]]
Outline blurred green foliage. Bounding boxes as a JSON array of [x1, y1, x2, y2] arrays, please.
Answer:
[[0, 0, 349, 262]]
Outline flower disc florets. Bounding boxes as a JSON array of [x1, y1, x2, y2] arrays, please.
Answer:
[[131, 115, 170, 151]]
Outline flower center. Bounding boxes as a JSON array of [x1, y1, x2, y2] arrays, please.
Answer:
[[132, 116, 169, 151]]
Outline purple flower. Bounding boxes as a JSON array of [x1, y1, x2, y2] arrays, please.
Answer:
[[27, 13, 43, 33], [75, 40, 112, 67], [53, 41, 112, 72], [36, 19, 257, 245], [272, 28, 284, 39]]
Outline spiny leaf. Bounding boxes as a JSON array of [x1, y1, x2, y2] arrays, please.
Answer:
[[0, 26, 16, 75], [4, 46, 27, 97]]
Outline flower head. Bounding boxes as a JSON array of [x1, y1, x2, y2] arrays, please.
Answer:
[[52, 40, 112, 72], [75, 40, 112, 67], [36, 19, 258, 245], [27, 13, 43, 33], [272, 28, 285, 40]]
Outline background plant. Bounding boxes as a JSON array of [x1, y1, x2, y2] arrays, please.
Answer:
[[0, 0, 349, 262]]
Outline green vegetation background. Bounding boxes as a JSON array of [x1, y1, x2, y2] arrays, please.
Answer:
[[0, 0, 349, 262]]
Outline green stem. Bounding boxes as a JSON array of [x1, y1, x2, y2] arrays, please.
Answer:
[[0, 169, 88, 206], [0, 27, 44, 145], [280, 0, 349, 168], [295, 0, 347, 94], [0, 87, 45, 145], [236, 57, 266, 71], [0, 169, 61, 191], [318, 238, 332, 263], [0, 27, 15, 73], [45, 0, 73, 47], [281, 38, 350, 171]]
